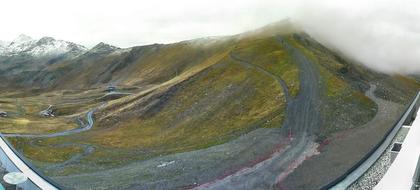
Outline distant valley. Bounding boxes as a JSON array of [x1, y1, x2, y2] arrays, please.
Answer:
[[0, 21, 418, 190]]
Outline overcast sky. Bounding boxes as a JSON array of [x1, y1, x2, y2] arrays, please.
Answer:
[[1, 0, 419, 73], [294, 0, 420, 73], [0, 0, 299, 48]]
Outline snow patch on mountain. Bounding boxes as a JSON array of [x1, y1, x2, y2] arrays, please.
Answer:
[[0, 40, 9, 54], [0, 40, 9, 47], [0, 34, 87, 57], [110, 47, 132, 56], [88, 42, 120, 54], [29, 37, 87, 56], [11, 34, 33, 45], [92, 42, 120, 51]]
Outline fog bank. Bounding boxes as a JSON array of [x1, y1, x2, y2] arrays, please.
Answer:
[[1, 0, 419, 74], [294, 0, 420, 74]]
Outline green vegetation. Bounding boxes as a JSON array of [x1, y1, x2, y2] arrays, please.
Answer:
[[7, 62, 286, 175], [2, 35, 294, 175], [234, 37, 300, 96], [0, 95, 81, 134], [286, 35, 378, 138], [0, 117, 78, 134], [9, 138, 83, 163], [90, 58, 285, 151], [2, 27, 419, 181]]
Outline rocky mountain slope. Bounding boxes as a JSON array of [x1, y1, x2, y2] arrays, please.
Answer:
[[0, 35, 88, 88], [1, 21, 419, 190], [0, 34, 87, 57]]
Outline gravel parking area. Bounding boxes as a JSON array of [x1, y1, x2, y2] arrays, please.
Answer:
[[348, 127, 410, 190]]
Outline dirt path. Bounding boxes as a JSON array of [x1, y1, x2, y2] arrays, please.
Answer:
[[281, 84, 405, 189], [47, 38, 324, 190], [330, 84, 411, 189], [277, 36, 321, 138], [229, 53, 291, 101], [44, 144, 95, 171], [24, 138, 96, 171], [194, 37, 322, 189]]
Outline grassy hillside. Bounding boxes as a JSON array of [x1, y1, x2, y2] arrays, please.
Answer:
[[1, 21, 419, 189], [7, 34, 293, 175]]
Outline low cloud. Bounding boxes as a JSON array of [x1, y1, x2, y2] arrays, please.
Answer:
[[293, 0, 420, 74], [0, 0, 296, 48], [1, 0, 419, 74]]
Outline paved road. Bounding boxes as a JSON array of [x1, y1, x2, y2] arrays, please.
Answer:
[[197, 36, 322, 189], [3, 109, 95, 138]]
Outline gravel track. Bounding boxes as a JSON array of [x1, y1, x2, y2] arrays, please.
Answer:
[[47, 37, 324, 190], [281, 83, 404, 190], [194, 37, 322, 190]]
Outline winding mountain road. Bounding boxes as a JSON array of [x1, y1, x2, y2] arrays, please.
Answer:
[[3, 108, 96, 138], [197, 37, 321, 189]]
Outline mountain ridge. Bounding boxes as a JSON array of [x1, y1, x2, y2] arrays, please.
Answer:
[[1, 20, 419, 190], [0, 34, 87, 57]]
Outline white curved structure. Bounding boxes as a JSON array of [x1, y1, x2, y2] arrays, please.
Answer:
[[329, 91, 420, 190], [375, 110, 420, 190], [0, 107, 98, 189], [0, 135, 59, 190]]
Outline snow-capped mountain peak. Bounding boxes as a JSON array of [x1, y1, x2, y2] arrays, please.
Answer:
[[37, 36, 55, 45], [12, 34, 33, 43], [0, 40, 9, 54], [0, 40, 10, 47], [0, 34, 87, 57], [5, 34, 36, 55], [30, 36, 87, 56]]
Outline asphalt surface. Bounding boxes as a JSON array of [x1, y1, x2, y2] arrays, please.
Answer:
[[2, 105, 99, 138]]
